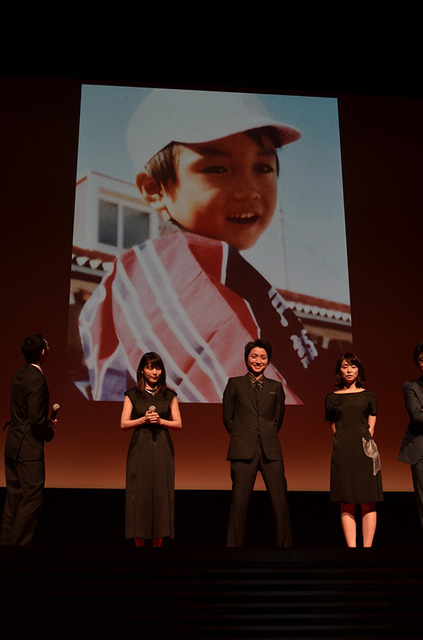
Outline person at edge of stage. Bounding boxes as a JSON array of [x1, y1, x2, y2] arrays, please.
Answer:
[[120, 352, 182, 547], [0, 333, 57, 545], [223, 338, 291, 548], [325, 352, 383, 548], [398, 342, 423, 532]]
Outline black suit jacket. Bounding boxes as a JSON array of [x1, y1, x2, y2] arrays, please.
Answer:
[[4, 364, 54, 462], [223, 374, 285, 461], [398, 378, 423, 465]]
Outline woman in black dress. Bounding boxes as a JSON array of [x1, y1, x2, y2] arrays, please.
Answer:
[[120, 352, 182, 547], [325, 352, 383, 547]]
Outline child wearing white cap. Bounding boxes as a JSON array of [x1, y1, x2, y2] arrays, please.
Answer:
[[79, 88, 321, 403]]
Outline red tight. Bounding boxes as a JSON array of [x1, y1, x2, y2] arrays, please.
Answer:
[[340, 502, 376, 516], [134, 537, 163, 547]]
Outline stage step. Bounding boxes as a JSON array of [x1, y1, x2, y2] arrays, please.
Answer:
[[0, 546, 422, 639]]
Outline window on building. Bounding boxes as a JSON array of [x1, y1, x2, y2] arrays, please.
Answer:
[[98, 200, 118, 246], [123, 207, 150, 248], [98, 199, 150, 250]]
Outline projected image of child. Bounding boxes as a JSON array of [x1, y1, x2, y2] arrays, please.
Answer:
[[79, 89, 326, 404]]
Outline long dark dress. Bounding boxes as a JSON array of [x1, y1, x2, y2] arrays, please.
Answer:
[[325, 390, 383, 503], [125, 387, 177, 540]]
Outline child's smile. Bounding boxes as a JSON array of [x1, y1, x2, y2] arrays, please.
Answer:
[[225, 211, 260, 224], [161, 131, 279, 251]]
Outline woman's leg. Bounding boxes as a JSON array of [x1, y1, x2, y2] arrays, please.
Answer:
[[361, 502, 377, 547], [134, 537, 145, 547], [340, 503, 357, 547]]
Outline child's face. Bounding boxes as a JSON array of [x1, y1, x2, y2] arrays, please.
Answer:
[[162, 131, 279, 250]]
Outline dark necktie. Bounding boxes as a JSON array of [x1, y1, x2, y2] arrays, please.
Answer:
[[251, 377, 262, 408]]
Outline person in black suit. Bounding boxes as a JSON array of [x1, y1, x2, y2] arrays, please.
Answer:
[[398, 342, 423, 531], [1, 334, 56, 545], [223, 338, 291, 547]]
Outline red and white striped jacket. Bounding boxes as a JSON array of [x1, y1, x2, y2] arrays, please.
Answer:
[[79, 230, 319, 404]]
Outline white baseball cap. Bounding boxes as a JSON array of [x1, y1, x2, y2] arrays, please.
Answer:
[[126, 88, 301, 170]]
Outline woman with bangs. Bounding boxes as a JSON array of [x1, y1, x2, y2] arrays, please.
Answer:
[[120, 352, 182, 547], [325, 352, 383, 547]]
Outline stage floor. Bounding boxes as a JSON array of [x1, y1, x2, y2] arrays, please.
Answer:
[[1, 543, 423, 639], [0, 489, 422, 638]]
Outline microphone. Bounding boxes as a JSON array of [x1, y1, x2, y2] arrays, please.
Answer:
[[50, 403, 60, 420], [148, 405, 158, 439]]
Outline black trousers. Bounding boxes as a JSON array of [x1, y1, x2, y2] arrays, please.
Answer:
[[227, 438, 291, 548], [0, 457, 45, 545], [411, 458, 423, 533]]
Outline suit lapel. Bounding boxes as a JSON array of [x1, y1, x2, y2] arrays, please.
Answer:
[[412, 380, 423, 406]]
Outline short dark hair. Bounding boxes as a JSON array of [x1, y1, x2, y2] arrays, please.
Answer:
[[136, 351, 167, 396], [413, 342, 423, 366], [334, 352, 365, 388], [21, 334, 46, 364], [145, 143, 180, 194], [244, 339, 272, 364]]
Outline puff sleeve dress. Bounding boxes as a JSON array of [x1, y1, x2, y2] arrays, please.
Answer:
[[124, 387, 177, 540], [325, 390, 383, 503]]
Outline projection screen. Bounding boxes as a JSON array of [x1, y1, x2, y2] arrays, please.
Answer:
[[68, 85, 351, 408]]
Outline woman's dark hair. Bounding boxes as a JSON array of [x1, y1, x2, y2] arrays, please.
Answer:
[[136, 352, 167, 396], [244, 338, 272, 364], [413, 342, 423, 366], [145, 127, 281, 195], [335, 351, 365, 388], [21, 333, 46, 364]]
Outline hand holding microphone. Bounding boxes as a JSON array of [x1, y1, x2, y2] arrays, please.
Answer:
[[50, 403, 60, 427], [146, 405, 159, 424]]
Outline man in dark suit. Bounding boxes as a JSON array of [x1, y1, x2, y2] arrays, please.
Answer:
[[223, 338, 291, 547], [1, 334, 56, 545], [398, 342, 423, 531]]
